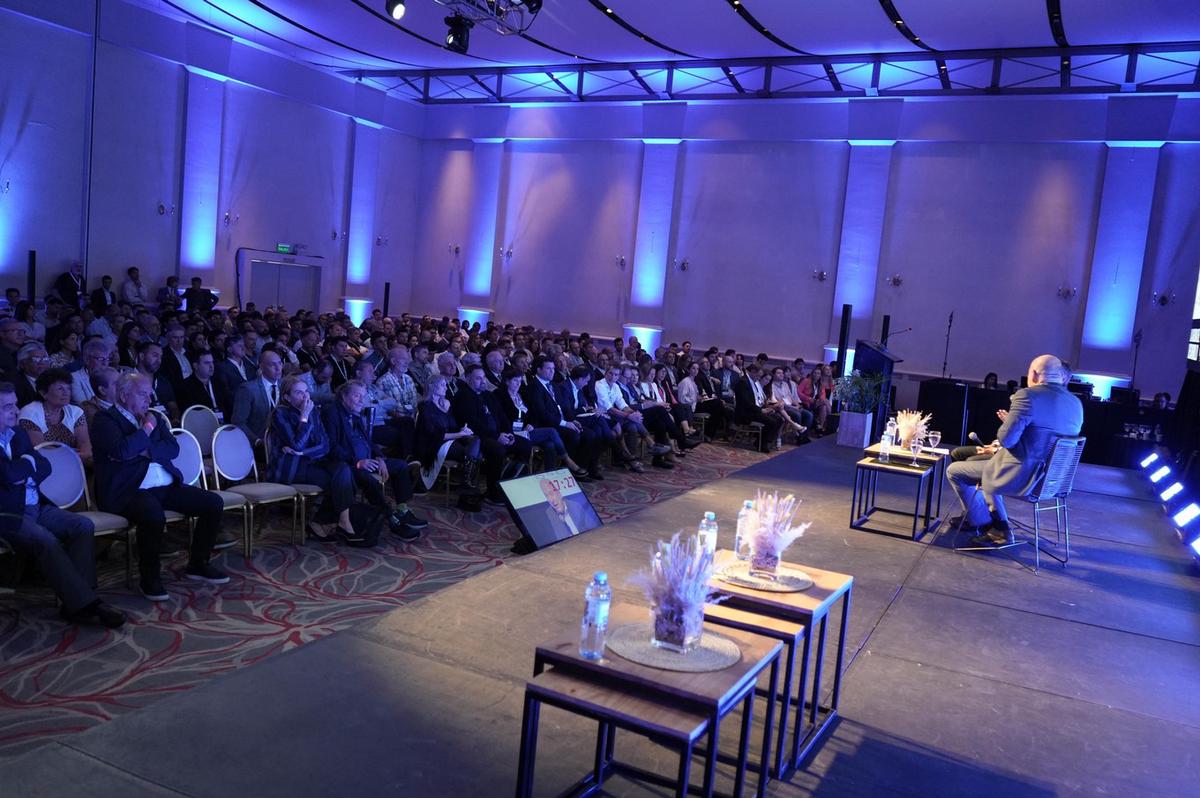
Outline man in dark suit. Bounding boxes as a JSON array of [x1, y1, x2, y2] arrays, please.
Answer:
[[948, 354, 1084, 545], [53, 262, 86, 310], [90, 372, 228, 601], [158, 325, 193, 396], [0, 382, 124, 627], [89, 274, 117, 315], [214, 334, 256, 417], [525, 356, 603, 480], [520, 478, 602, 546], [454, 364, 532, 499], [556, 365, 616, 467], [732, 363, 782, 454], [177, 351, 223, 419], [136, 342, 179, 423], [483, 348, 506, 391], [181, 277, 216, 314], [231, 349, 282, 446]]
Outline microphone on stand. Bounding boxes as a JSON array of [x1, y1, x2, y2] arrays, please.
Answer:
[[887, 327, 914, 338]]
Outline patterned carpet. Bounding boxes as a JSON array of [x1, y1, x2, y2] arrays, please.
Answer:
[[0, 443, 771, 759]]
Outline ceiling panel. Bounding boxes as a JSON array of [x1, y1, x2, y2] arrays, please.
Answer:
[[1062, 0, 1200, 46], [740, 0, 919, 55], [605, 0, 794, 59], [894, 0, 1053, 51]]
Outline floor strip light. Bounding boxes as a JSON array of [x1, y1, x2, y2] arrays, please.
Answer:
[[1149, 465, 1171, 484], [1160, 481, 1184, 502], [1140, 452, 1159, 469]]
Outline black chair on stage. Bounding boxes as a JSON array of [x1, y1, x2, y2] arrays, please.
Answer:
[[955, 436, 1086, 572]]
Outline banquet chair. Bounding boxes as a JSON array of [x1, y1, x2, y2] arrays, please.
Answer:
[[172, 428, 249, 554], [211, 425, 298, 557], [262, 428, 324, 545], [34, 441, 135, 587]]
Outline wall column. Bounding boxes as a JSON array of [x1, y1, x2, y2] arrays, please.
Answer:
[[177, 68, 226, 290], [624, 139, 682, 354], [457, 138, 506, 325], [1076, 142, 1163, 396], [343, 118, 381, 323], [826, 140, 896, 370]]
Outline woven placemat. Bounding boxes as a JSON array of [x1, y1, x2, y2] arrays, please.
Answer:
[[606, 623, 741, 672], [716, 561, 814, 593]]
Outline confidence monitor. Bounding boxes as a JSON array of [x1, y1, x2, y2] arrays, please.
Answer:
[[501, 469, 603, 551]]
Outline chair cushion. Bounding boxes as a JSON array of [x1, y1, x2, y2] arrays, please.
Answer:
[[80, 511, 131, 534], [212, 490, 248, 509], [227, 483, 297, 502], [293, 483, 324, 496], [163, 510, 187, 523]]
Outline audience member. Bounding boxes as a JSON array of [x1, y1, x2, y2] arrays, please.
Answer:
[[19, 368, 92, 466], [121, 266, 149, 306], [89, 274, 117, 315], [231, 349, 282, 446], [54, 262, 87, 310], [733, 363, 783, 453]]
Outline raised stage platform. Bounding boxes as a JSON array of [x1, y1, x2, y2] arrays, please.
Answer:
[[6, 440, 1200, 797]]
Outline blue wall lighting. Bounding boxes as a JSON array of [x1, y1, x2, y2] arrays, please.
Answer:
[[457, 306, 492, 327]]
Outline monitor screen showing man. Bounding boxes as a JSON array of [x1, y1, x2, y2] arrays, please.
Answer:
[[501, 468, 602, 549]]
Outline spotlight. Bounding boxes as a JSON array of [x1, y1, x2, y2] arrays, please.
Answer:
[[1161, 481, 1184, 502], [445, 14, 473, 54], [521, 0, 543, 12], [1172, 502, 1200, 528], [1140, 452, 1159, 468], [385, 0, 406, 20], [1150, 465, 1171, 484]]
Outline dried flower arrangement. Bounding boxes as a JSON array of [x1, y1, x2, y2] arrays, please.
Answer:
[[895, 409, 932, 448], [628, 531, 720, 652], [749, 490, 812, 579]]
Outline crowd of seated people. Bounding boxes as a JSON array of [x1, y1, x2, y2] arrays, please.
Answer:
[[0, 275, 843, 627]]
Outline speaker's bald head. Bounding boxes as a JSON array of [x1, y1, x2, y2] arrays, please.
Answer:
[[1029, 354, 1067, 386]]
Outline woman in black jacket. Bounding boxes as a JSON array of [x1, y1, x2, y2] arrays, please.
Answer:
[[414, 375, 483, 494]]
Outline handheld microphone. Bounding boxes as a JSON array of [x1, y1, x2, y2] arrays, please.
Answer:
[[968, 431, 983, 445]]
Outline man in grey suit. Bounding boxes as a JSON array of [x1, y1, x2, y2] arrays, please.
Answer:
[[947, 354, 1083, 545], [231, 350, 282, 447]]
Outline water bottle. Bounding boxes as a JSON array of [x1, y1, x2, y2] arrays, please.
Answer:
[[734, 500, 756, 561], [580, 572, 611, 661], [698, 511, 718, 556], [880, 416, 897, 463]]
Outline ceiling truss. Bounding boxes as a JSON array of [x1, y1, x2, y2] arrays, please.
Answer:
[[347, 42, 1200, 104]]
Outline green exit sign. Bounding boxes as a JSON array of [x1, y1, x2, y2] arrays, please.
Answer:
[[276, 243, 294, 254]]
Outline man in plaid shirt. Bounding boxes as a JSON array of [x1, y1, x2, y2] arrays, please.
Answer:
[[375, 345, 418, 457]]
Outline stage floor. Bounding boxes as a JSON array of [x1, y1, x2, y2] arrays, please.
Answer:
[[7, 439, 1200, 797]]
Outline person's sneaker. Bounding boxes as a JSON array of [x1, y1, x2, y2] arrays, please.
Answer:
[[185, 563, 231, 585], [397, 510, 428, 529], [140, 576, 170, 602], [212, 533, 238, 551], [390, 521, 420, 541]]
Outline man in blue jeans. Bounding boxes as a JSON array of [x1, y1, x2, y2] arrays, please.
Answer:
[[0, 382, 125, 627], [322, 380, 428, 542]]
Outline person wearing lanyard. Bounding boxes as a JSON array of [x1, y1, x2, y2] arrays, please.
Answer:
[[90, 372, 228, 602], [0, 381, 125, 627], [231, 350, 283, 447]]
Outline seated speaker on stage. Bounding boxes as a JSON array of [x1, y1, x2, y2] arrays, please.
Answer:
[[946, 354, 1083, 547]]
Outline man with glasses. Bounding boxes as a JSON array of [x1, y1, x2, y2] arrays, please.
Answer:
[[71, 339, 113, 405]]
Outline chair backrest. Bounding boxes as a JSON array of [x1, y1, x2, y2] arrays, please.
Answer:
[[171, 428, 204, 487], [34, 441, 86, 510], [1028, 436, 1086, 501], [212, 424, 257, 487], [182, 405, 220, 456]]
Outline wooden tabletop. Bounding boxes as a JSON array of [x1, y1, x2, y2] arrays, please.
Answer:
[[864, 443, 949, 461], [710, 550, 853, 622], [855, 456, 934, 476], [536, 602, 783, 711]]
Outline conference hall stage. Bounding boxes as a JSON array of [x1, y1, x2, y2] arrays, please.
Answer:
[[5, 438, 1198, 797]]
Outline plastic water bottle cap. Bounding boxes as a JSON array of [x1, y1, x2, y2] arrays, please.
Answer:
[[594, 571, 608, 584], [704, 511, 716, 521]]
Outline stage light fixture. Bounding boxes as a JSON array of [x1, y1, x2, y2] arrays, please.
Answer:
[[1161, 481, 1184, 502], [1150, 465, 1171, 484], [522, 0, 543, 13], [1140, 452, 1159, 468], [445, 14, 473, 53], [1172, 502, 1200, 528], [385, 0, 406, 20]]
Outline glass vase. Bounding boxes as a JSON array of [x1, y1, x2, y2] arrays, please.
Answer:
[[650, 602, 704, 654], [749, 549, 781, 581]]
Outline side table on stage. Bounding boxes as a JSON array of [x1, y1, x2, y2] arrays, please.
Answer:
[[522, 602, 783, 798], [708, 550, 854, 772], [850, 444, 950, 541]]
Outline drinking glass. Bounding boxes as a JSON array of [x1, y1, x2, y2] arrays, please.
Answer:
[[927, 430, 942, 450], [909, 434, 922, 466]]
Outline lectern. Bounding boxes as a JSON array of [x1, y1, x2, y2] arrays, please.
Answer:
[[854, 340, 902, 439]]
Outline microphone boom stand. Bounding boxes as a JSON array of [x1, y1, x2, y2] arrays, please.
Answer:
[[941, 311, 954, 378]]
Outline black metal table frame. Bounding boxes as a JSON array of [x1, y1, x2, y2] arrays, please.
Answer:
[[523, 648, 781, 798], [865, 447, 948, 518], [724, 587, 852, 772], [851, 458, 939, 540]]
